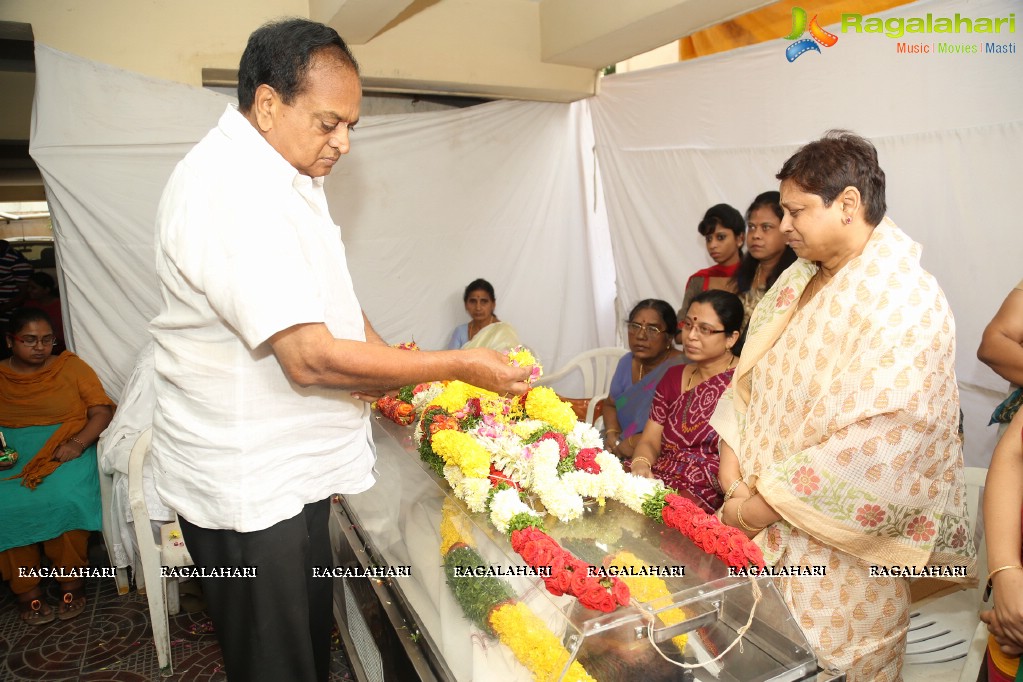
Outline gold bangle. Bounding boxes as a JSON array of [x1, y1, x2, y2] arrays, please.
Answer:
[[631, 456, 653, 469], [68, 436, 87, 451], [736, 497, 764, 534], [982, 564, 1023, 601], [723, 480, 742, 503], [605, 429, 621, 436]]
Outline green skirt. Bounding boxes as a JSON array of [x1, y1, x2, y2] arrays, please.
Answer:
[[0, 424, 102, 553]]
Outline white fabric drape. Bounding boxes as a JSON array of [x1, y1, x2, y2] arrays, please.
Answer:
[[29, 45, 616, 402], [591, 0, 1023, 466]]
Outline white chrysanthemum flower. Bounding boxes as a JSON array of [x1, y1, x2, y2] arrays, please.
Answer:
[[444, 464, 464, 489], [537, 485, 584, 523], [489, 488, 534, 533], [459, 477, 491, 513], [567, 421, 603, 450], [511, 419, 547, 439], [615, 474, 664, 514]]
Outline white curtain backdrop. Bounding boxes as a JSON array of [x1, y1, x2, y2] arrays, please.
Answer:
[[30, 45, 616, 402], [590, 0, 1023, 466], [29, 0, 1022, 468]]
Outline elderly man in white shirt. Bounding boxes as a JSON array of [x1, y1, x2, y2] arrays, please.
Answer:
[[150, 18, 529, 682]]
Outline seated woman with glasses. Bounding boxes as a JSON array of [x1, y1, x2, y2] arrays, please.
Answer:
[[633, 290, 743, 511], [603, 300, 684, 462], [601, 300, 683, 464], [0, 308, 114, 624]]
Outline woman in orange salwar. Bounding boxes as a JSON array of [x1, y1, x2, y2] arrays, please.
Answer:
[[711, 132, 976, 681]]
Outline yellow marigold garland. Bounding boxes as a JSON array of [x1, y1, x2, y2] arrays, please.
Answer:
[[608, 551, 688, 652], [525, 386, 578, 434], [440, 501, 595, 681], [432, 430, 491, 478], [488, 602, 597, 682]]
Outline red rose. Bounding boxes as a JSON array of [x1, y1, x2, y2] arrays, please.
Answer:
[[544, 573, 565, 597], [714, 530, 732, 557], [724, 528, 748, 549], [665, 494, 701, 516], [538, 431, 569, 459], [569, 566, 592, 596], [725, 549, 748, 569], [558, 565, 578, 594], [694, 528, 717, 553], [578, 584, 616, 612], [574, 449, 601, 474], [744, 543, 766, 569], [612, 578, 631, 606]]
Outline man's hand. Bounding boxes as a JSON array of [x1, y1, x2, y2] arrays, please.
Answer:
[[458, 348, 532, 395]]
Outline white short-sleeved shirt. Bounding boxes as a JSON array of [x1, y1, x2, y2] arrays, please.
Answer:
[[150, 105, 374, 532]]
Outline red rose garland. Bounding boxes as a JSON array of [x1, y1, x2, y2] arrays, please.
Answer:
[[510, 526, 629, 613], [660, 494, 765, 570]]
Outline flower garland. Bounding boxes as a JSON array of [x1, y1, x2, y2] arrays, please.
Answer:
[[640, 490, 766, 571], [439, 500, 596, 682], [375, 342, 422, 425], [484, 489, 629, 613], [401, 345, 764, 617]]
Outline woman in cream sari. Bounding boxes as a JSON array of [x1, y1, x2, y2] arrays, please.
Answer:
[[711, 131, 976, 681], [447, 278, 521, 352]]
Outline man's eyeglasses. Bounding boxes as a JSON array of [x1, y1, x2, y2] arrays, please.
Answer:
[[13, 335, 56, 347], [625, 322, 667, 336], [678, 320, 726, 337]]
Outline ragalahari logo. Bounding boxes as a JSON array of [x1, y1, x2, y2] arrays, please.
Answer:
[[785, 7, 840, 61]]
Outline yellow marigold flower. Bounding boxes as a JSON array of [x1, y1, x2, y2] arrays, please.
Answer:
[[433, 381, 499, 414], [432, 430, 490, 478], [525, 386, 577, 434], [489, 602, 596, 682], [440, 498, 475, 556]]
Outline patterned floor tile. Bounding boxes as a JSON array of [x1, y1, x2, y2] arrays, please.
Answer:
[[1, 569, 354, 681]]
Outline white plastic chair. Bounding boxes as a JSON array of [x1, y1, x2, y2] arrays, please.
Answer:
[[536, 347, 627, 424], [127, 427, 193, 676], [903, 466, 988, 682]]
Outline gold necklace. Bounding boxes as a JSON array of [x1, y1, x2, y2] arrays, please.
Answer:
[[686, 354, 735, 392]]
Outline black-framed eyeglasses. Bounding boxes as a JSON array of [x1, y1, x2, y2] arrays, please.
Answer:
[[13, 335, 56, 347], [678, 320, 726, 337], [625, 322, 667, 336]]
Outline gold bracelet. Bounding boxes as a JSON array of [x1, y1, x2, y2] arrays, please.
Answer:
[[736, 497, 764, 534], [68, 436, 87, 451], [723, 480, 742, 503], [631, 456, 653, 469], [984, 564, 1023, 600], [605, 429, 621, 436]]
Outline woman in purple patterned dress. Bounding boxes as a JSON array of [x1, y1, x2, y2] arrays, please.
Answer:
[[632, 290, 743, 511]]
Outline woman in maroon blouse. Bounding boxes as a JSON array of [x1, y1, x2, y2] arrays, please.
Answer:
[[633, 290, 743, 511]]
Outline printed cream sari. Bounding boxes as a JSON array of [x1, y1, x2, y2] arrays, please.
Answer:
[[711, 219, 976, 681]]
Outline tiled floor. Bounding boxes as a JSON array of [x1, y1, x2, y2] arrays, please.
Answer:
[[0, 558, 354, 681]]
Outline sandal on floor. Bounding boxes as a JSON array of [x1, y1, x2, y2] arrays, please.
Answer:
[[58, 585, 87, 621], [18, 597, 56, 625]]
